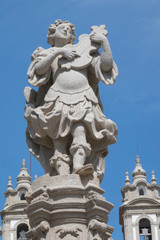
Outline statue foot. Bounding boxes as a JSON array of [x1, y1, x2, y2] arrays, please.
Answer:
[[74, 163, 94, 176]]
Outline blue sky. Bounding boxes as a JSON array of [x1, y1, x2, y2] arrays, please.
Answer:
[[0, 0, 160, 239]]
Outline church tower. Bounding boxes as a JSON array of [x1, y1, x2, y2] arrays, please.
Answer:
[[0, 159, 31, 240], [119, 155, 160, 240]]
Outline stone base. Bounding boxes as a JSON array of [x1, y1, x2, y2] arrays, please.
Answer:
[[26, 174, 114, 240]]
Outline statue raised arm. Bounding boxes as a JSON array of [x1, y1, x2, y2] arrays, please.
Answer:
[[24, 19, 118, 182]]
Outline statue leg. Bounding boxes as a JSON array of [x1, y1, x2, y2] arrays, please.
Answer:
[[70, 123, 93, 175], [50, 138, 71, 175]]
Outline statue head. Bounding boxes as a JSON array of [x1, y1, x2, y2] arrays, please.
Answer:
[[47, 19, 75, 46]]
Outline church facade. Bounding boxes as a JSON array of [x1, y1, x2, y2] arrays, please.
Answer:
[[0, 156, 160, 240], [119, 155, 160, 240], [0, 159, 31, 240]]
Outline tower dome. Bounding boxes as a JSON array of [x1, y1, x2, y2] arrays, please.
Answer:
[[17, 159, 31, 188], [119, 155, 160, 240], [132, 155, 146, 183]]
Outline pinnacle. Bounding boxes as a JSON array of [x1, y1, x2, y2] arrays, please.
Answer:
[[125, 171, 130, 185], [136, 155, 140, 164], [7, 176, 13, 190], [151, 170, 157, 184], [22, 158, 26, 168]]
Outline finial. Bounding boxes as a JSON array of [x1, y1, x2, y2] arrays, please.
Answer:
[[136, 155, 140, 164], [34, 175, 38, 180], [7, 176, 13, 190], [22, 158, 26, 168], [151, 170, 157, 184], [125, 171, 130, 185]]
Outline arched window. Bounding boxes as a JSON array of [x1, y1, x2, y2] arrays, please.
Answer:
[[138, 185, 146, 196], [139, 189, 144, 196], [17, 223, 28, 240], [139, 218, 152, 240], [20, 193, 26, 200]]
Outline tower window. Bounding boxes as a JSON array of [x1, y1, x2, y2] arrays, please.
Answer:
[[138, 186, 146, 196], [17, 223, 28, 240], [139, 189, 144, 196], [139, 218, 152, 240], [20, 193, 26, 200]]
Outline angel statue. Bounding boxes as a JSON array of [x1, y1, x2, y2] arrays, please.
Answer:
[[24, 19, 118, 182]]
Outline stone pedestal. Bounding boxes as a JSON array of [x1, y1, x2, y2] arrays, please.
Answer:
[[26, 174, 113, 240]]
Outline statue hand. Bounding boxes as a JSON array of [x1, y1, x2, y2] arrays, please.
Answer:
[[61, 49, 79, 60], [90, 33, 106, 43]]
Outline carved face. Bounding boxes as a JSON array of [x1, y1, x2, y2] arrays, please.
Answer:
[[54, 23, 72, 44]]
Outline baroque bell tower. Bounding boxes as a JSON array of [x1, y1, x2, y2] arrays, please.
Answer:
[[0, 159, 31, 240], [119, 155, 160, 240]]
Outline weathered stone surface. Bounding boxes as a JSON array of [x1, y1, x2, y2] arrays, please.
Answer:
[[24, 19, 118, 240], [0, 159, 30, 240], [26, 174, 113, 240], [119, 155, 160, 240], [24, 19, 118, 181]]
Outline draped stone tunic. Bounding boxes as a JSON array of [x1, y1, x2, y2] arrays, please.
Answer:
[[24, 47, 118, 172]]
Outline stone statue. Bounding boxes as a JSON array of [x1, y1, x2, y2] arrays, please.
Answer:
[[24, 19, 118, 180], [24, 20, 118, 240]]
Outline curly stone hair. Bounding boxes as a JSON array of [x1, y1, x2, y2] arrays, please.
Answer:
[[47, 19, 76, 46]]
